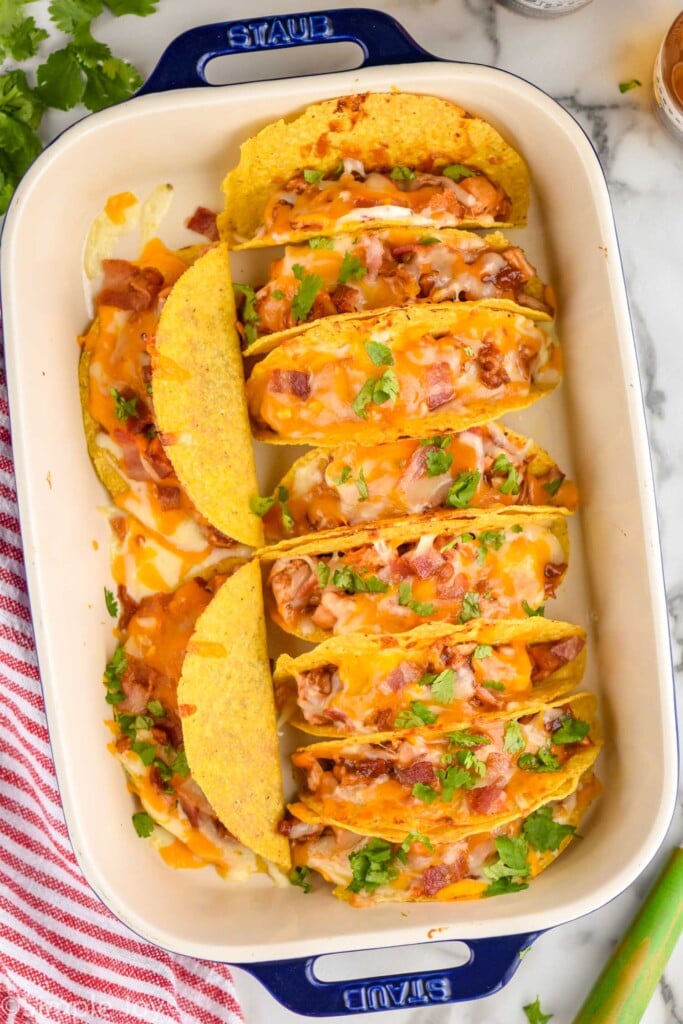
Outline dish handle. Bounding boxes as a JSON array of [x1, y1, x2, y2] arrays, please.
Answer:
[[236, 932, 541, 1016], [137, 8, 436, 95]]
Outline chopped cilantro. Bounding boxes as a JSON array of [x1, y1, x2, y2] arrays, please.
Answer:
[[250, 487, 293, 531], [355, 467, 369, 502], [234, 283, 260, 345], [104, 587, 118, 618], [315, 562, 330, 587], [390, 165, 415, 180], [522, 805, 577, 852], [352, 369, 399, 418], [464, 345, 474, 357], [420, 435, 451, 449], [110, 387, 138, 422], [147, 700, 164, 718], [518, 745, 561, 772], [445, 469, 481, 508], [484, 835, 530, 882], [484, 877, 529, 897], [130, 740, 156, 766], [443, 163, 478, 181], [271, 289, 285, 300], [308, 236, 334, 249], [551, 714, 590, 745], [503, 721, 525, 754], [334, 465, 352, 485], [397, 831, 433, 863], [171, 749, 189, 777], [447, 729, 491, 748], [437, 763, 479, 797], [397, 581, 435, 617], [103, 646, 126, 705], [303, 168, 325, 184], [458, 592, 481, 624], [418, 236, 441, 245], [543, 475, 565, 497], [473, 644, 492, 660], [394, 701, 438, 729], [339, 251, 368, 285], [619, 79, 641, 94], [429, 668, 456, 704], [291, 264, 323, 322], [425, 447, 453, 477], [482, 680, 505, 692], [364, 340, 394, 366], [332, 566, 388, 595], [348, 838, 398, 893], [523, 997, 553, 1024], [250, 495, 275, 516], [412, 783, 439, 803], [290, 866, 313, 893], [522, 600, 545, 618], [132, 811, 155, 838], [511, 523, 524, 533], [476, 528, 505, 565], [492, 453, 521, 495]]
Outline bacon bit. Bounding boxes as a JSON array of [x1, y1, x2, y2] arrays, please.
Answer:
[[529, 635, 585, 682], [516, 343, 537, 378], [110, 515, 128, 542], [492, 265, 526, 291], [544, 562, 567, 597], [114, 430, 150, 482], [117, 585, 139, 630], [483, 752, 513, 787], [277, 818, 292, 836], [474, 684, 505, 708], [477, 342, 510, 389], [204, 524, 235, 548], [374, 707, 394, 731], [97, 260, 164, 312], [396, 760, 436, 786], [467, 785, 506, 815], [422, 865, 450, 896], [185, 206, 219, 241], [418, 272, 438, 298], [330, 283, 362, 314], [149, 764, 165, 793], [178, 703, 197, 718], [436, 567, 468, 601], [408, 549, 443, 580], [156, 485, 182, 511], [302, 664, 336, 697], [385, 662, 422, 692], [391, 243, 419, 261], [269, 369, 311, 400], [425, 362, 454, 410], [338, 758, 389, 779]]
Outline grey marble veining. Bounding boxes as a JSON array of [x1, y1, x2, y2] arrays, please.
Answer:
[[24, 0, 683, 1020]]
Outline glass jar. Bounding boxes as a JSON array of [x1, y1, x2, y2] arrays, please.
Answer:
[[653, 12, 683, 140]]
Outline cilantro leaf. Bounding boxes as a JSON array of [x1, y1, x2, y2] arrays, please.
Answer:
[[348, 838, 398, 893], [437, 764, 479, 797], [250, 495, 275, 517], [522, 805, 577, 852], [234, 283, 260, 345], [551, 714, 590, 744], [316, 562, 330, 587], [105, 0, 159, 12], [303, 167, 324, 184], [518, 745, 562, 772], [476, 529, 505, 565], [48, 0, 102, 34], [339, 251, 368, 285], [147, 699, 164, 717], [543, 475, 565, 497], [334, 466, 352, 485], [447, 729, 491, 748], [412, 783, 439, 803], [104, 587, 118, 618], [483, 835, 530, 881], [171, 749, 189, 777], [291, 264, 323, 322], [397, 581, 435, 617], [131, 739, 156, 766], [364, 340, 394, 366], [458, 592, 481, 624], [619, 79, 641, 94], [503, 721, 525, 754], [397, 831, 433, 864], [110, 387, 138, 421], [522, 600, 545, 618], [290, 866, 313, 893], [484, 877, 529, 897], [308, 236, 334, 249], [352, 369, 399, 418], [492, 453, 521, 495], [430, 668, 456, 704], [446, 470, 480, 508], [482, 679, 505, 692], [443, 163, 478, 181], [332, 566, 388, 595], [473, 644, 492, 660], [3, 16, 49, 60], [394, 701, 438, 729], [425, 446, 453, 477], [36, 47, 85, 110], [523, 997, 553, 1024], [418, 236, 441, 245], [355, 467, 369, 502], [250, 487, 293, 530], [390, 165, 415, 180], [132, 810, 155, 837]]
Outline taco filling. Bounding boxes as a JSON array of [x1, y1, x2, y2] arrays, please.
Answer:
[[259, 423, 577, 542], [107, 576, 262, 878], [292, 696, 599, 841], [266, 517, 567, 638], [260, 160, 513, 241], [285, 771, 600, 904], [246, 304, 560, 445], [275, 622, 586, 733]]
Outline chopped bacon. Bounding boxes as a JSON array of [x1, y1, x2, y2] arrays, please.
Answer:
[[374, 707, 394, 731], [529, 635, 585, 682], [484, 752, 514, 787], [142, 437, 176, 481], [270, 559, 318, 617], [97, 260, 165, 312], [114, 430, 149, 482], [425, 362, 454, 410], [385, 662, 423, 692], [176, 778, 217, 828], [185, 206, 219, 241], [400, 445, 429, 488], [421, 865, 450, 896], [418, 272, 438, 298], [477, 342, 510, 389], [117, 586, 139, 630], [391, 243, 419, 261], [396, 760, 436, 786], [277, 819, 292, 835], [338, 758, 389, 780], [330, 283, 362, 314], [544, 562, 567, 597], [467, 785, 506, 815], [204, 524, 235, 548], [408, 548, 444, 580], [436, 566, 468, 601], [474, 684, 505, 708], [156, 485, 182, 511], [301, 664, 336, 697], [269, 369, 311, 399], [492, 265, 526, 291]]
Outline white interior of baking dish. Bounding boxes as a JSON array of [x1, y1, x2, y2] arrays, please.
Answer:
[[1, 62, 676, 962]]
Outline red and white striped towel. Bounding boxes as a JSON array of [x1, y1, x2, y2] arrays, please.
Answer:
[[0, 340, 244, 1024]]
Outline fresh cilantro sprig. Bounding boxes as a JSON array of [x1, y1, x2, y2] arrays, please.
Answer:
[[0, 1, 158, 213], [291, 263, 323, 322], [347, 838, 398, 893]]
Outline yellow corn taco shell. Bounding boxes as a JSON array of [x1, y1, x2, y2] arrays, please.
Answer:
[[246, 302, 561, 447], [275, 618, 586, 736], [219, 93, 530, 247], [261, 422, 577, 547], [153, 244, 264, 548], [292, 693, 601, 846], [177, 560, 291, 870], [289, 770, 601, 905]]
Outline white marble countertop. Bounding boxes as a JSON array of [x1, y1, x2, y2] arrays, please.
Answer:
[[31, 0, 683, 1020]]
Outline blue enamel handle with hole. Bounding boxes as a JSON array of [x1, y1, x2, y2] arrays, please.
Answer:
[[137, 8, 436, 95]]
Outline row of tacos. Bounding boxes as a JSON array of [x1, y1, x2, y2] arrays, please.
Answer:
[[78, 90, 601, 902]]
